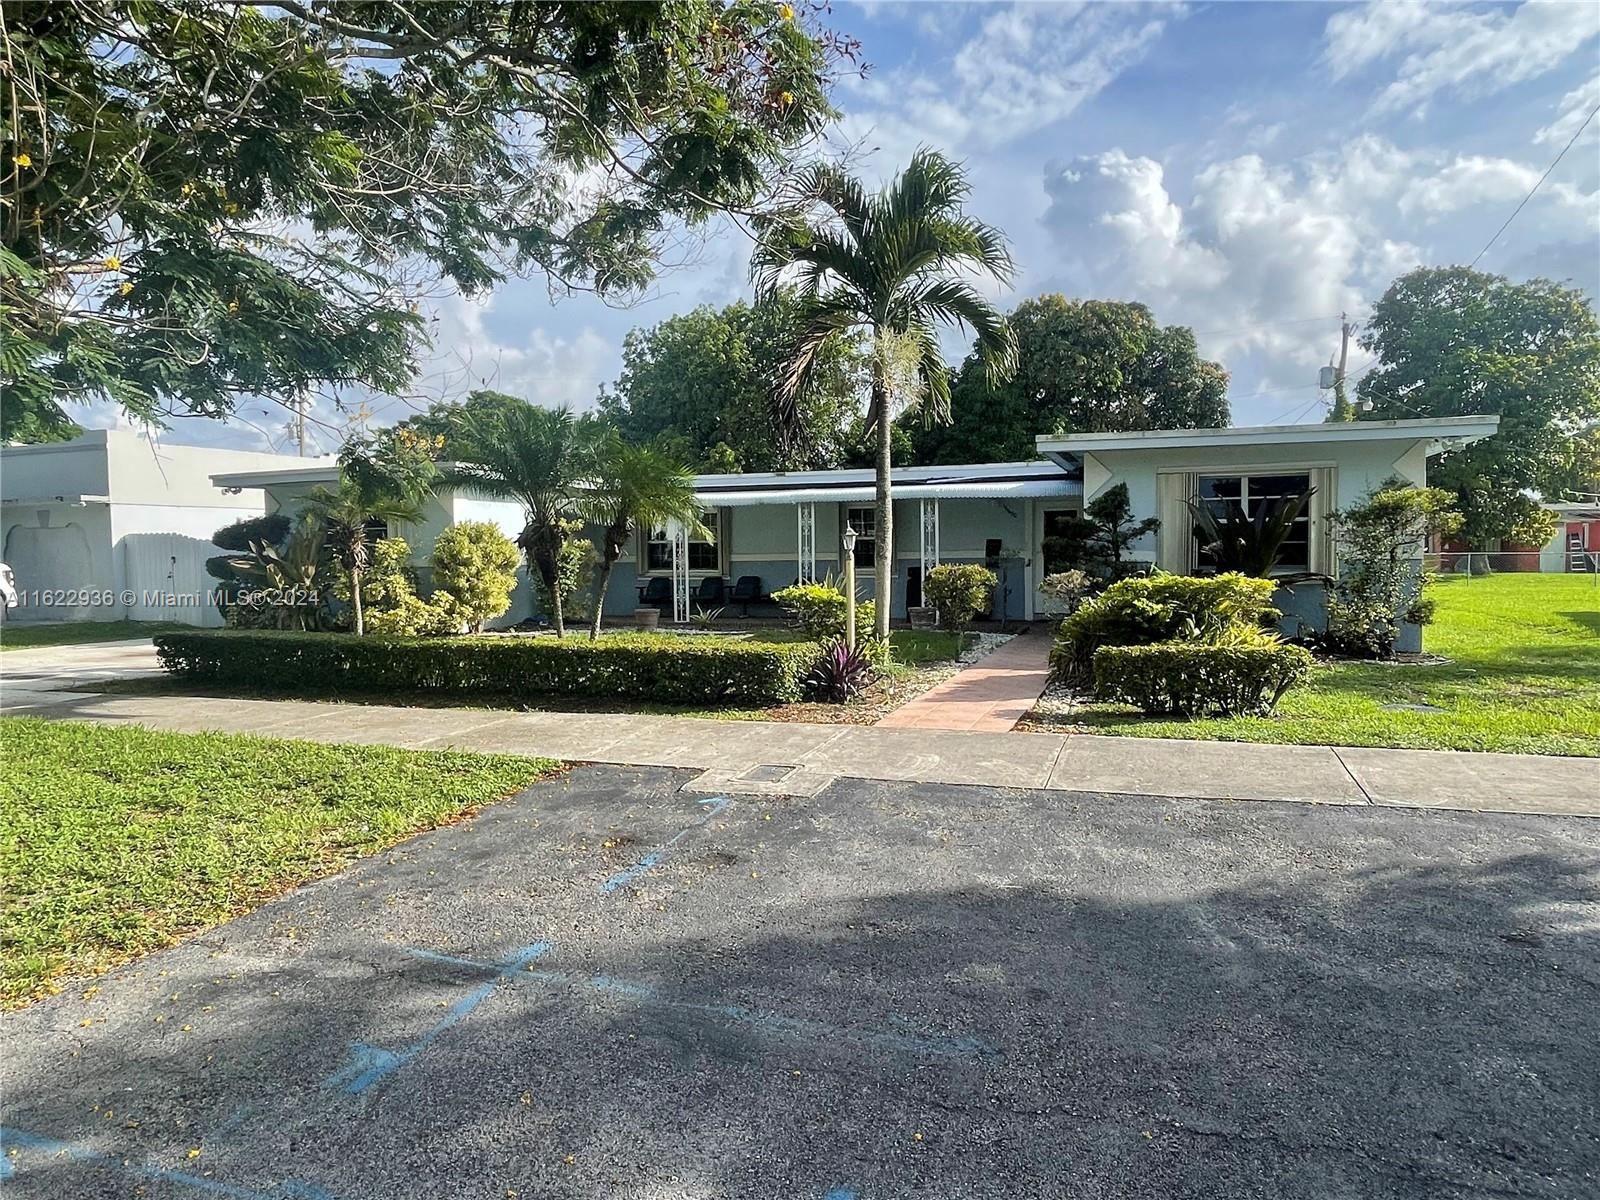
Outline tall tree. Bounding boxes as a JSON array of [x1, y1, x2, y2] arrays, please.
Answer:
[[302, 430, 436, 636], [752, 149, 1017, 638], [598, 292, 867, 471], [449, 402, 597, 638], [1356, 267, 1600, 546], [1, 1, 852, 439], [913, 297, 1229, 465], [581, 433, 709, 640]]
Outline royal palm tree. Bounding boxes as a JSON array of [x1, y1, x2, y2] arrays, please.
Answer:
[[450, 402, 596, 637], [581, 432, 709, 640], [751, 149, 1017, 638], [302, 479, 424, 636]]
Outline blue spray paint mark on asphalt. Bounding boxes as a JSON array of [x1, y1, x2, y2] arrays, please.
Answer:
[[324, 941, 552, 1095], [823, 1189, 860, 1200], [0, 1126, 336, 1199], [516, 969, 999, 1060], [599, 796, 731, 894]]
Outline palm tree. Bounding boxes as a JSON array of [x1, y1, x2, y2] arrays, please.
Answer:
[[751, 149, 1017, 638], [302, 478, 424, 636], [449, 402, 595, 637], [581, 432, 709, 640]]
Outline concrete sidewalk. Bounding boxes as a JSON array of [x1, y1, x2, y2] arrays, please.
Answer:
[[2, 638, 1595, 817]]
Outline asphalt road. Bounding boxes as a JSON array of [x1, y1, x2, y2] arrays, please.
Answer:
[[4, 766, 1598, 1199]]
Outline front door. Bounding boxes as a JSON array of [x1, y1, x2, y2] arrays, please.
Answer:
[[1034, 505, 1079, 617]]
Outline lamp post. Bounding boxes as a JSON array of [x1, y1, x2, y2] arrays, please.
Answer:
[[841, 525, 858, 651]]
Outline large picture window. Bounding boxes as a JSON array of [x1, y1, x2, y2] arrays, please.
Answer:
[[845, 505, 876, 568], [1194, 472, 1313, 572], [644, 509, 721, 574]]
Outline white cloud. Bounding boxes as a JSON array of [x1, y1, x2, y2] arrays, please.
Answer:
[[836, 1, 1182, 174], [1536, 70, 1600, 146], [1323, 1, 1600, 117], [422, 291, 615, 412], [1040, 131, 1597, 420]]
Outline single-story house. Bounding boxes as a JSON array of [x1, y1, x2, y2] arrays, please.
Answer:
[[1436, 502, 1600, 574], [1, 430, 331, 626], [215, 415, 1500, 648]]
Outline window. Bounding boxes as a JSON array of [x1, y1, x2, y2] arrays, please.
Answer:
[[846, 505, 876, 568], [644, 509, 721, 573], [1040, 508, 1081, 575], [1194, 472, 1313, 572]]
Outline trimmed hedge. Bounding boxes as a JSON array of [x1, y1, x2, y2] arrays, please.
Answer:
[[154, 630, 819, 705], [1093, 640, 1314, 717], [1052, 572, 1280, 683]]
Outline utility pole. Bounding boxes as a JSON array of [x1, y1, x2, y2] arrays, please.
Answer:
[[296, 392, 307, 456], [1326, 312, 1355, 422]]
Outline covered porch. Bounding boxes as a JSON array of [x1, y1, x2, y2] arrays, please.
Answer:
[[603, 461, 1083, 624]]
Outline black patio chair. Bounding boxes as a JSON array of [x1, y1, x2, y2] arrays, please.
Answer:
[[637, 577, 671, 609], [694, 575, 727, 608], [731, 575, 764, 616]]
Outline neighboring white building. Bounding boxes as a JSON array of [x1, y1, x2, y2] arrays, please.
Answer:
[[0, 430, 332, 625]]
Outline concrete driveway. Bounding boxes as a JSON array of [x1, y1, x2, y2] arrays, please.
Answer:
[[4, 767, 1598, 1198]]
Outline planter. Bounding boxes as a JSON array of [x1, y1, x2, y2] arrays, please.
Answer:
[[633, 607, 660, 630], [907, 605, 939, 630]]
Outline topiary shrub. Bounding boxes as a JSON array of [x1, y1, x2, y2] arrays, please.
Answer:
[[1051, 571, 1280, 684], [211, 513, 291, 553], [431, 521, 521, 633], [1093, 638, 1314, 716], [154, 630, 817, 705], [771, 581, 875, 641], [923, 564, 998, 631]]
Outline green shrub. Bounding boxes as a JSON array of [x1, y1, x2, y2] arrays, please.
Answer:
[[1051, 571, 1280, 683], [211, 513, 291, 553], [366, 592, 463, 637], [923, 564, 997, 631], [1093, 639, 1314, 717], [154, 631, 818, 705], [771, 581, 875, 641], [431, 522, 521, 633]]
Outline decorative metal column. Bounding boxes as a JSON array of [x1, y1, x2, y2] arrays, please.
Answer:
[[796, 502, 817, 584], [920, 497, 941, 580], [668, 518, 690, 623]]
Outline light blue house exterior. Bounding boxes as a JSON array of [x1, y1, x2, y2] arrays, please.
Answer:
[[212, 415, 1500, 641]]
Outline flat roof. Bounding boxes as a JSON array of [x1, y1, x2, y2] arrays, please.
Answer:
[[1036, 415, 1500, 456]]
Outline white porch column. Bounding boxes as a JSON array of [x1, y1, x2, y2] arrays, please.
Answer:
[[668, 518, 690, 623], [796, 502, 817, 583], [920, 497, 940, 581]]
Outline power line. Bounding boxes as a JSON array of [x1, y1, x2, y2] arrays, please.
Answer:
[[1469, 101, 1600, 270]]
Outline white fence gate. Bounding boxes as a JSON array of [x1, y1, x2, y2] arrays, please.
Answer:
[[120, 532, 228, 627]]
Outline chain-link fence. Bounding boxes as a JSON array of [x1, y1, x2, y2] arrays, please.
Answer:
[[1423, 551, 1600, 580]]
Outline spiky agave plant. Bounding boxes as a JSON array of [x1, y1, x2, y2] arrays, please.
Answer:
[[1187, 488, 1317, 578]]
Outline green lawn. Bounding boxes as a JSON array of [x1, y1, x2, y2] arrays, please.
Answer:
[[1033, 573, 1600, 756], [0, 619, 191, 651], [0, 718, 555, 1006]]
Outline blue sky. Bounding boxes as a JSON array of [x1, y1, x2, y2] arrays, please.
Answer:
[[141, 1, 1600, 452]]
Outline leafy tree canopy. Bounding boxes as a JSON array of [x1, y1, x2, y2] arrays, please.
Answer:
[[1, 0, 853, 441], [393, 389, 530, 456], [912, 296, 1229, 465], [1356, 267, 1600, 546], [597, 290, 867, 471]]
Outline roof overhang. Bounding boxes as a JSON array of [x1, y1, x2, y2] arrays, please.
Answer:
[[1, 493, 111, 506], [693, 477, 1080, 507], [1035, 415, 1502, 470], [211, 464, 342, 489]]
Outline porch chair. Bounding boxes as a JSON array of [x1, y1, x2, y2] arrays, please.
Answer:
[[694, 575, 727, 608], [637, 576, 671, 610], [730, 575, 764, 616]]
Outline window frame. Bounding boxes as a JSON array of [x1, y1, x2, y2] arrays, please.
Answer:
[[640, 508, 723, 576], [1191, 469, 1315, 575], [845, 504, 876, 568]]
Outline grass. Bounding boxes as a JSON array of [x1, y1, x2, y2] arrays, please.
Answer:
[[0, 619, 191, 651], [1025, 573, 1600, 756], [0, 718, 556, 1006]]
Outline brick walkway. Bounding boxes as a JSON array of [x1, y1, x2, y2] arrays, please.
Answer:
[[876, 631, 1054, 733]]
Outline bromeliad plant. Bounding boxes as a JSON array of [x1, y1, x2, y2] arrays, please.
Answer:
[[1187, 488, 1316, 577], [804, 640, 874, 702]]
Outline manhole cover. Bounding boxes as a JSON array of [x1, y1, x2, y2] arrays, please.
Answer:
[[738, 764, 798, 784]]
